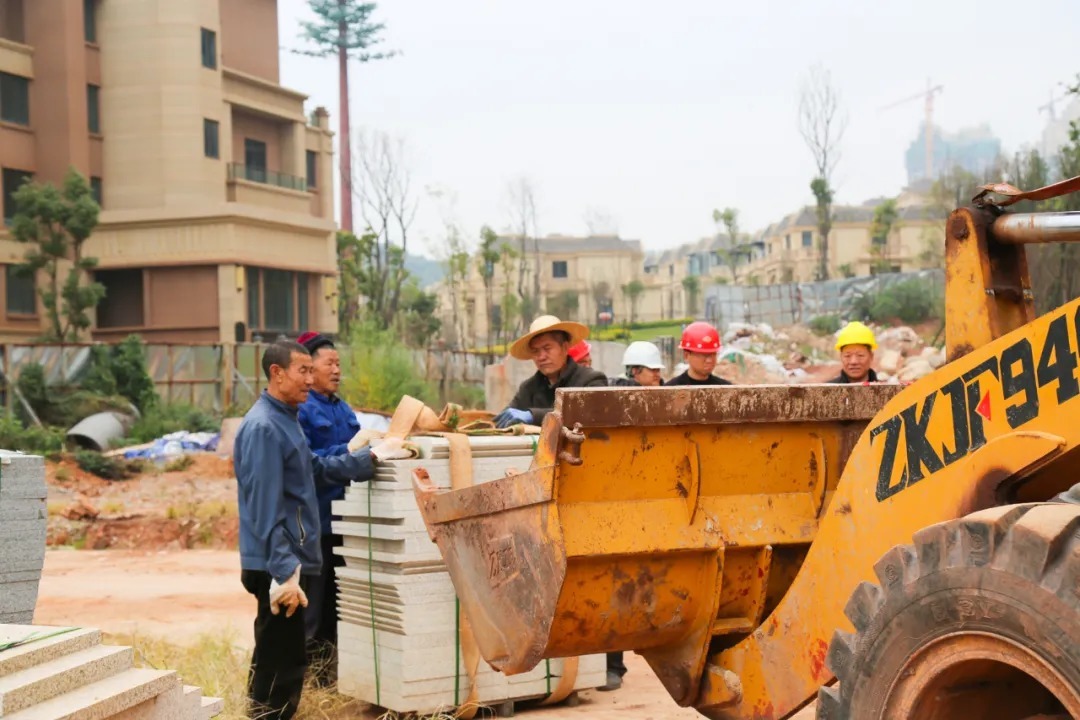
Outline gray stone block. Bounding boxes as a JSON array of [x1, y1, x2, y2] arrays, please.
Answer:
[[0, 579, 40, 624], [0, 497, 46, 522]]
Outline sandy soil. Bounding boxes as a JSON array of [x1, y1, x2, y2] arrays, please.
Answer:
[[35, 549, 815, 719]]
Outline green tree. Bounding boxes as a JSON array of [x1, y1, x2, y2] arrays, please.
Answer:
[[11, 169, 105, 341], [681, 275, 701, 316], [621, 279, 645, 323], [296, 0, 396, 233], [798, 64, 846, 281], [477, 226, 500, 352], [497, 240, 520, 347], [870, 198, 900, 274], [711, 207, 755, 283], [547, 290, 579, 321], [398, 282, 441, 347]]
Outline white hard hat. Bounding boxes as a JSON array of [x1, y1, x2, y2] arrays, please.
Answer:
[[622, 341, 665, 370]]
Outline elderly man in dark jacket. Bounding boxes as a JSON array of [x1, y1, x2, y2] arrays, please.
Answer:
[[234, 341, 403, 719], [294, 331, 361, 684], [494, 316, 607, 428]]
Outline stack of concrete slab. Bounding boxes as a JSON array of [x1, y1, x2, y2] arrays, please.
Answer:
[[0, 452, 47, 626], [333, 436, 605, 715], [0, 624, 223, 719]]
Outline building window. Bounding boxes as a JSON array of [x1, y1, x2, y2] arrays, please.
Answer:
[[6, 265, 35, 316], [90, 176, 102, 207], [84, 0, 96, 43], [201, 28, 217, 70], [801, 230, 813, 248], [246, 266, 260, 329], [263, 269, 294, 332], [244, 139, 267, 183], [95, 269, 144, 327], [0, 72, 30, 126], [87, 84, 100, 134], [297, 273, 309, 330], [203, 119, 219, 159], [552, 260, 568, 279], [306, 150, 317, 189], [785, 234, 791, 250], [2, 168, 32, 225]]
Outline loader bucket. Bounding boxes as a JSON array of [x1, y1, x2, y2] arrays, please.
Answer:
[[413, 385, 902, 705]]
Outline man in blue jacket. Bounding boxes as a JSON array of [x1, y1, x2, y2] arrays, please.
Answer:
[[295, 331, 360, 682], [233, 341, 402, 719]]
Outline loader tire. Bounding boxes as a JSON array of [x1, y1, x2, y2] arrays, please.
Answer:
[[817, 503, 1080, 720]]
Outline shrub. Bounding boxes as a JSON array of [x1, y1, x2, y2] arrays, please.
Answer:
[[164, 455, 195, 473], [809, 315, 842, 336], [0, 413, 66, 454], [340, 321, 436, 412], [74, 450, 130, 480], [16, 362, 133, 428], [80, 335, 158, 413], [124, 404, 219, 444], [851, 278, 944, 324]]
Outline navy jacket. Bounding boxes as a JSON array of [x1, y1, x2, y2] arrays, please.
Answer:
[[297, 389, 363, 535], [234, 391, 374, 583]]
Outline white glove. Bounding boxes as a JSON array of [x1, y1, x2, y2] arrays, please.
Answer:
[[369, 436, 413, 462], [269, 565, 308, 618], [347, 429, 385, 453]]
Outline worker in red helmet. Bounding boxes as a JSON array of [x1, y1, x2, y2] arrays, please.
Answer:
[[568, 340, 592, 368], [665, 321, 732, 386]]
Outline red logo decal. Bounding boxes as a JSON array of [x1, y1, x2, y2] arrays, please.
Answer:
[[975, 392, 992, 421]]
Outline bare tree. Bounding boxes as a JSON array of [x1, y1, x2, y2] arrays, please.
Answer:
[[583, 206, 619, 236], [504, 177, 539, 328], [798, 63, 847, 281], [352, 129, 418, 326]]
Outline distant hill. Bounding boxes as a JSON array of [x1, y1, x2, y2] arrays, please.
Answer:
[[405, 253, 445, 289]]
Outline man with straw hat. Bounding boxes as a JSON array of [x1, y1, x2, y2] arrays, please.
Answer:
[[493, 315, 607, 429]]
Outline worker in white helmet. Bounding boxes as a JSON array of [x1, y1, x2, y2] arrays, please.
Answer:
[[610, 342, 666, 387]]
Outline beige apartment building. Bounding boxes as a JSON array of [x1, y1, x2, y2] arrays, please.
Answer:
[[437, 234, 644, 348], [634, 200, 947, 322], [0, 0, 336, 343]]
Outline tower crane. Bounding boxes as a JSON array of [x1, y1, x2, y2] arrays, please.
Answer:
[[881, 79, 943, 180]]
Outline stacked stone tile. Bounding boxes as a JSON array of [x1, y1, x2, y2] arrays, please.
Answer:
[[333, 435, 605, 715], [0, 452, 47, 626], [0, 625, 222, 719]]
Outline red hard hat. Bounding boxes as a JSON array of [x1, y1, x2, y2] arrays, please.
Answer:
[[568, 340, 592, 362], [679, 321, 721, 353]]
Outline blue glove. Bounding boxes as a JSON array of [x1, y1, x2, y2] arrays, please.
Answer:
[[494, 408, 533, 429]]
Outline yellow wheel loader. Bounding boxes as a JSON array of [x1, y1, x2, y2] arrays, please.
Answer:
[[413, 179, 1080, 719]]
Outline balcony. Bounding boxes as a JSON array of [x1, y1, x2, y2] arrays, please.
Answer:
[[223, 67, 307, 122], [227, 163, 312, 217], [227, 163, 306, 192]]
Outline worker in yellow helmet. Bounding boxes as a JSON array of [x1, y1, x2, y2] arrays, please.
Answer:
[[829, 321, 878, 384]]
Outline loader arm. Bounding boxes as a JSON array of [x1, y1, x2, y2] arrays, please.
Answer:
[[415, 202, 1080, 720]]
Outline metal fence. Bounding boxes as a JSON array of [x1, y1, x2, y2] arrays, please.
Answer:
[[0, 342, 495, 413], [702, 269, 945, 328]]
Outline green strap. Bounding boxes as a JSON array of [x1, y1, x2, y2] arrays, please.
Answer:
[[0, 626, 80, 654], [454, 597, 462, 706], [545, 658, 552, 695], [365, 478, 381, 705]]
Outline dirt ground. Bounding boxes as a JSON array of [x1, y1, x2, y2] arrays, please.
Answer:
[[35, 550, 815, 719]]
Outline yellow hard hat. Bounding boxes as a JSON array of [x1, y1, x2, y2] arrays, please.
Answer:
[[835, 321, 877, 351]]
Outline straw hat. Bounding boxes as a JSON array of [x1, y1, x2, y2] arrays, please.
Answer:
[[509, 315, 589, 360]]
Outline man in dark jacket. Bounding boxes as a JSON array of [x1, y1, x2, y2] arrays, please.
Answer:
[[493, 315, 607, 428], [234, 341, 402, 719], [295, 331, 361, 683]]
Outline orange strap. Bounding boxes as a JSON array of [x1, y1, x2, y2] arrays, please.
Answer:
[[387, 398, 480, 718], [974, 174, 1080, 207]]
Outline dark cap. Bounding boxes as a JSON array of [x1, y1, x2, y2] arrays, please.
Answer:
[[297, 331, 334, 355]]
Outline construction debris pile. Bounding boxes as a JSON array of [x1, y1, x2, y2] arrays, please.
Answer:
[[332, 434, 605, 715], [719, 321, 945, 384]]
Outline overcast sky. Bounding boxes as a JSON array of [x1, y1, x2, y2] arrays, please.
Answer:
[[277, 0, 1080, 257]]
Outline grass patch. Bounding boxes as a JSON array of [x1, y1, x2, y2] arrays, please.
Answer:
[[107, 632, 366, 720], [592, 322, 686, 343], [164, 455, 195, 473]]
